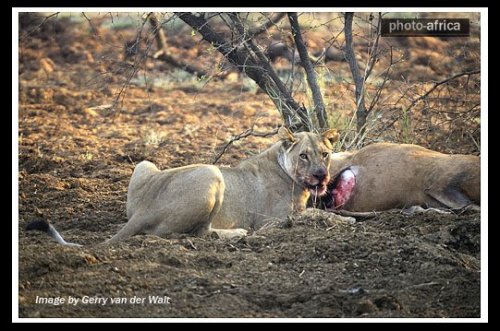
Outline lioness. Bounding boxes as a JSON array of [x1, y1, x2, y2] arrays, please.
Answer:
[[316, 143, 480, 212], [27, 127, 339, 245]]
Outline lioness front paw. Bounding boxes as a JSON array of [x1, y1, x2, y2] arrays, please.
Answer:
[[210, 228, 248, 240], [230, 228, 248, 239]]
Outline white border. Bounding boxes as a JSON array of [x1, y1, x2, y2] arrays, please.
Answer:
[[13, 7, 20, 325], [13, 7, 488, 323], [480, 8, 488, 324]]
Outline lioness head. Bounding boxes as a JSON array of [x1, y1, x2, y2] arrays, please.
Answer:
[[277, 127, 339, 196]]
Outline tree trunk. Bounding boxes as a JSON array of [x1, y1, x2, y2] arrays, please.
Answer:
[[288, 13, 328, 129], [344, 12, 367, 134]]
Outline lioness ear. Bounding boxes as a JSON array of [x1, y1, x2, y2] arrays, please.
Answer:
[[322, 129, 339, 149], [278, 127, 296, 143]]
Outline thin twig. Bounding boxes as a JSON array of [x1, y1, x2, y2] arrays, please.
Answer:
[[110, 14, 151, 111], [149, 13, 208, 79], [379, 70, 481, 133], [409, 282, 439, 289], [212, 127, 279, 164], [367, 46, 398, 113], [249, 12, 286, 37], [468, 133, 480, 152], [363, 13, 382, 81], [20, 12, 60, 40], [82, 12, 99, 37], [406, 70, 480, 113]]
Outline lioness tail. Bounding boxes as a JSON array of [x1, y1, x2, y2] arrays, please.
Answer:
[[25, 219, 82, 247]]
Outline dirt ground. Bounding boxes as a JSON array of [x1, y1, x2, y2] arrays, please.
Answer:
[[17, 13, 482, 318]]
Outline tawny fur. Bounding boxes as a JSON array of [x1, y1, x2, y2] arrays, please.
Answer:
[[327, 143, 480, 211]]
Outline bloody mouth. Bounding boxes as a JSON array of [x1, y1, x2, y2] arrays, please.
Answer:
[[308, 183, 328, 197]]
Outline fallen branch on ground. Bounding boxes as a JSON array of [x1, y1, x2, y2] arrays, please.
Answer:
[[329, 204, 480, 220]]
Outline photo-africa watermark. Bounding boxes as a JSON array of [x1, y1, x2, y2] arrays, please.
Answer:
[[381, 18, 470, 37], [34, 295, 171, 306]]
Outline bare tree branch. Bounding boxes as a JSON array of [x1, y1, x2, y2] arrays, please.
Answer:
[[378, 70, 481, 134], [82, 12, 99, 37], [212, 127, 279, 164], [249, 12, 287, 37], [344, 12, 367, 134], [227, 13, 313, 130], [175, 12, 311, 131], [288, 13, 328, 129], [364, 13, 382, 81], [367, 46, 397, 113], [110, 15, 151, 111], [20, 12, 60, 40], [149, 13, 208, 79], [406, 70, 480, 112]]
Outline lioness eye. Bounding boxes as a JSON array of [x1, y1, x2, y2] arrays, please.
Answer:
[[299, 154, 308, 160], [322, 152, 330, 158]]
